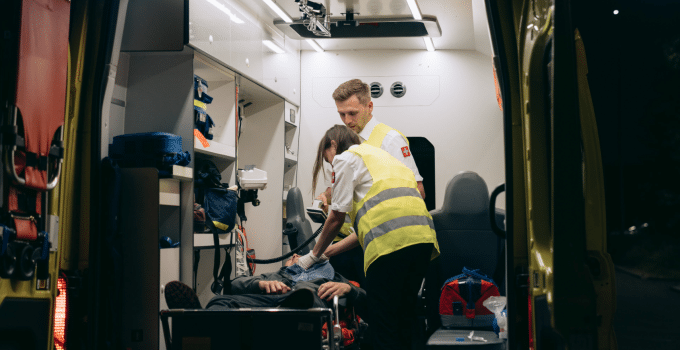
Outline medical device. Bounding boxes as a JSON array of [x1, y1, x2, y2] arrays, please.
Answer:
[[298, 0, 331, 37], [306, 199, 328, 223]]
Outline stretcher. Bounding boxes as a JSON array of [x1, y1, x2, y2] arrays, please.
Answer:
[[160, 297, 348, 350], [0, 0, 70, 348]]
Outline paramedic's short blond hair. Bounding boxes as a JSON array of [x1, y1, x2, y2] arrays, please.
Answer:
[[332, 79, 371, 105]]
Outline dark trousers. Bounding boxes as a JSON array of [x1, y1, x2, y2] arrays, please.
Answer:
[[364, 243, 433, 350], [329, 244, 365, 287]]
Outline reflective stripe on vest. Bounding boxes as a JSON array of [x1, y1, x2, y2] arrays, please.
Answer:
[[348, 144, 439, 273], [365, 123, 409, 148]]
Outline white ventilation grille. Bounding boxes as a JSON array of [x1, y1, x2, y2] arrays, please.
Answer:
[[390, 81, 406, 98], [370, 82, 383, 98]]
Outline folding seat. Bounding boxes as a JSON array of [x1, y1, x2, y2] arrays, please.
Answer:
[[419, 171, 506, 349]]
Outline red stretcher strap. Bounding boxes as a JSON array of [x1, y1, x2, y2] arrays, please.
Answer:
[[14, 0, 70, 190], [9, 186, 41, 241]]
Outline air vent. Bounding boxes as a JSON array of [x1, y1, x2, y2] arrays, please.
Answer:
[[390, 82, 406, 98], [370, 82, 383, 98]]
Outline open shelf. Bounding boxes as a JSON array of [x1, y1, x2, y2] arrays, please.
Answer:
[[194, 136, 236, 161], [194, 232, 234, 248], [159, 179, 180, 206], [284, 152, 297, 164]]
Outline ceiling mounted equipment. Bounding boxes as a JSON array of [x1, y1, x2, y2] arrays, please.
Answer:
[[273, 0, 441, 39]]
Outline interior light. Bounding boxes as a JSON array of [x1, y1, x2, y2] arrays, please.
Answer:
[[263, 40, 286, 54], [306, 39, 325, 53], [613, 9, 619, 15], [423, 37, 435, 52], [406, 0, 423, 20], [205, 0, 244, 23], [263, 0, 293, 23]]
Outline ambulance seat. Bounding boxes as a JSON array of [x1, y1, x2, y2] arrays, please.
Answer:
[[420, 171, 505, 349], [284, 187, 316, 255]]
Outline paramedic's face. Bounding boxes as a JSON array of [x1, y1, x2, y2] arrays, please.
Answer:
[[286, 254, 301, 266], [336, 94, 373, 134]]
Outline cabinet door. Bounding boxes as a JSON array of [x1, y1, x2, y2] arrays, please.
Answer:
[[189, 0, 231, 67], [229, 10, 263, 83], [121, 0, 187, 51]]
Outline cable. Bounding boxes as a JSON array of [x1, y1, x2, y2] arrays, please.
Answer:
[[246, 222, 325, 264]]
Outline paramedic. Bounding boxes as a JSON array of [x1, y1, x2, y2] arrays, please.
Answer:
[[164, 254, 365, 310], [300, 125, 440, 350], [316, 78, 426, 286]]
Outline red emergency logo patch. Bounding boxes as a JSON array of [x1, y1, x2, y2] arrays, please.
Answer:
[[401, 146, 411, 157], [332, 171, 335, 184]]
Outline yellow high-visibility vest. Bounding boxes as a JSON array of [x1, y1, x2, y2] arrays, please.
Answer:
[[364, 123, 408, 148], [333, 219, 354, 242], [347, 144, 439, 273]]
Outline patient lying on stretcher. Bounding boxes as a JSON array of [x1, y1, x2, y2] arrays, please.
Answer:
[[164, 254, 366, 310]]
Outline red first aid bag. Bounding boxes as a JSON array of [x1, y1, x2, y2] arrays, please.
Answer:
[[439, 267, 500, 328]]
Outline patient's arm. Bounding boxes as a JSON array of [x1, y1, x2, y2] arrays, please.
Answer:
[[231, 270, 292, 294], [327, 273, 367, 306], [317, 281, 351, 301], [258, 280, 291, 294]]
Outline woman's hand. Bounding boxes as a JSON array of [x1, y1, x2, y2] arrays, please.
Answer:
[[258, 280, 291, 294], [317, 282, 352, 301]]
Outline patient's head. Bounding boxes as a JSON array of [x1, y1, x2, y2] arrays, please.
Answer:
[[285, 254, 301, 267]]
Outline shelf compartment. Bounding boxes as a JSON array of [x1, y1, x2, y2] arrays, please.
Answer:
[[159, 179, 180, 206], [194, 135, 236, 161], [194, 232, 233, 248]]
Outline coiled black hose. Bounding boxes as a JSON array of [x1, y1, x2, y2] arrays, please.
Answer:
[[246, 223, 325, 264]]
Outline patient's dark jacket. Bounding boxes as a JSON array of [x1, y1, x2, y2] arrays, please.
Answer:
[[206, 265, 366, 310]]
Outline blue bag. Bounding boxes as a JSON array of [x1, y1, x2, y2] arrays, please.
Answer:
[[204, 187, 238, 233]]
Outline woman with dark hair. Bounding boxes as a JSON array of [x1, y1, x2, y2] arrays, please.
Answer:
[[298, 124, 440, 350]]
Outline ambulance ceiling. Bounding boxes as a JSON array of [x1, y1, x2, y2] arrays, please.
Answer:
[[246, 0, 484, 51]]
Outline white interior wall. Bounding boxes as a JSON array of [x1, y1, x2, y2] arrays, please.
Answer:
[[297, 49, 505, 213], [239, 101, 285, 274]]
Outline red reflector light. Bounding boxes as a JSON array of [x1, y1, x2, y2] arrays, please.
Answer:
[[528, 294, 534, 350], [54, 275, 68, 350]]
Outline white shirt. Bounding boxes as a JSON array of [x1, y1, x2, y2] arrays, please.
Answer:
[[329, 145, 372, 213], [324, 117, 423, 187]]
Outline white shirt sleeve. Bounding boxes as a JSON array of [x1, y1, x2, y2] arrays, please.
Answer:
[[382, 131, 424, 182], [322, 163, 333, 189], [328, 153, 355, 213]]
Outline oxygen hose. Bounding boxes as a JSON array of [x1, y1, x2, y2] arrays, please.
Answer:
[[246, 222, 325, 264]]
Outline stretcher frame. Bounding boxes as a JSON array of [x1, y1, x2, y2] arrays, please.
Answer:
[[160, 298, 345, 350]]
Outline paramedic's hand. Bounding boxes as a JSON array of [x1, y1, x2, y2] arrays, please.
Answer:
[[258, 280, 291, 294], [317, 282, 352, 301], [316, 188, 331, 213], [297, 252, 323, 270]]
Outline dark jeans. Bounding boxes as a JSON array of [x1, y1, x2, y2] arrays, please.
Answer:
[[329, 244, 365, 287], [364, 243, 433, 350]]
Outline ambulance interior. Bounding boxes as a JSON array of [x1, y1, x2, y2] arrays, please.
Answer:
[[108, 0, 507, 348]]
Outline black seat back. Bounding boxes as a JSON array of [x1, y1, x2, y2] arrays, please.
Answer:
[[285, 187, 315, 255], [424, 171, 504, 331]]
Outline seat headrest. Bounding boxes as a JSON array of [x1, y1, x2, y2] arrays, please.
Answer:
[[430, 171, 490, 230], [440, 171, 489, 215], [286, 187, 305, 219]]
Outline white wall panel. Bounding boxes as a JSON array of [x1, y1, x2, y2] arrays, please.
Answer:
[[298, 49, 504, 212]]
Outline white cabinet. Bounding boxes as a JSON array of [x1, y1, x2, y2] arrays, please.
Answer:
[[188, 0, 300, 105]]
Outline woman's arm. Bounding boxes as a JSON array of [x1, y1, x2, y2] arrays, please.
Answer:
[[312, 210, 345, 258], [323, 232, 359, 258]]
